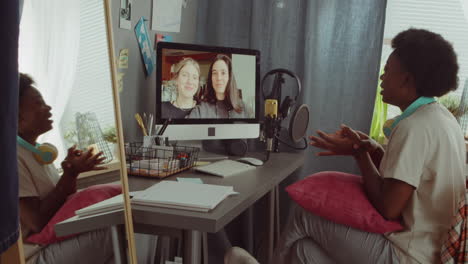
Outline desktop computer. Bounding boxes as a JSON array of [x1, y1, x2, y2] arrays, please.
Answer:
[[155, 42, 260, 142]]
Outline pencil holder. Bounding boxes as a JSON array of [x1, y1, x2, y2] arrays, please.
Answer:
[[143, 135, 169, 148]]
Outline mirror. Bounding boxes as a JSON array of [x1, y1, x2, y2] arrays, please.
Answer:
[[17, 0, 136, 263]]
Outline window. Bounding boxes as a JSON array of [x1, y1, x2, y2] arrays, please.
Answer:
[[59, 0, 116, 149], [19, 0, 116, 165]]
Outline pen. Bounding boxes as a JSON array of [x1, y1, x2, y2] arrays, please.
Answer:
[[148, 114, 154, 136], [135, 113, 148, 136], [158, 119, 171, 136]]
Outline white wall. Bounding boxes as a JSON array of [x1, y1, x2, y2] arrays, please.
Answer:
[[232, 54, 256, 116]]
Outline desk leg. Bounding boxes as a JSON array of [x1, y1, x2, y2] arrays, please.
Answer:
[[202, 232, 208, 264], [183, 230, 202, 264], [267, 188, 274, 264], [242, 206, 254, 254], [110, 225, 126, 264], [274, 185, 280, 244], [267, 185, 281, 264]]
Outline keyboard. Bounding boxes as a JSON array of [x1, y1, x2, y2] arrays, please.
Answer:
[[194, 159, 256, 177]]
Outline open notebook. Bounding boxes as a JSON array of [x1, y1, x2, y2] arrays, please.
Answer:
[[131, 181, 236, 212]]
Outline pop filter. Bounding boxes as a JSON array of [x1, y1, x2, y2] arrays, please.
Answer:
[[289, 104, 309, 143]]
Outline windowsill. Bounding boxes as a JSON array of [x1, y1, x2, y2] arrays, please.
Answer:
[[78, 159, 121, 179], [76, 159, 122, 189]]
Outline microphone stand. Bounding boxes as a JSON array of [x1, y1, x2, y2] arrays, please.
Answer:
[[264, 115, 282, 160], [273, 120, 281, 153], [264, 72, 286, 161]]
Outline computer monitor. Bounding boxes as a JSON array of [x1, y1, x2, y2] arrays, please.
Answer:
[[156, 42, 260, 140]]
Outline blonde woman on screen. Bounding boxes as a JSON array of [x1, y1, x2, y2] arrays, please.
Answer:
[[161, 57, 201, 119]]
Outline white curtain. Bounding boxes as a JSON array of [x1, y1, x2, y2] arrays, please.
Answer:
[[461, 0, 468, 21], [19, 0, 80, 165]]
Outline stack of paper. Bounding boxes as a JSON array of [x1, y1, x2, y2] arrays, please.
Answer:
[[131, 181, 235, 212]]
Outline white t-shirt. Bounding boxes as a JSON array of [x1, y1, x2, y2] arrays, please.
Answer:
[[17, 143, 60, 263], [380, 103, 466, 264]]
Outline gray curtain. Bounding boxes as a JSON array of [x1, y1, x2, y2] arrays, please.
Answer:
[[196, 0, 387, 255], [197, 0, 386, 174]]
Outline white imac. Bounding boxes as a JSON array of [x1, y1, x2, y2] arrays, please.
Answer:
[[155, 42, 260, 140]]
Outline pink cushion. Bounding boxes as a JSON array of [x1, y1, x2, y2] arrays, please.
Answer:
[[286, 171, 403, 234], [27, 183, 122, 245]]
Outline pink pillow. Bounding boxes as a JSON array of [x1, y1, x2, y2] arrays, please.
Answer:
[[286, 171, 403, 234], [27, 183, 122, 245]]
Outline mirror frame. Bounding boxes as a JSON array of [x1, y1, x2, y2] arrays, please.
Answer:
[[5, 1, 138, 263], [104, 0, 137, 262]]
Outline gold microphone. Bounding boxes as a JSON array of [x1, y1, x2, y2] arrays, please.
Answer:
[[264, 99, 278, 155], [265, 99, 278, 119]]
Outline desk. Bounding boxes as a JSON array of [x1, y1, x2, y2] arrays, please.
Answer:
[[55, 151, 304, 264]]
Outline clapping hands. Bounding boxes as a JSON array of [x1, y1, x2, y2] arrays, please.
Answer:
[[309, 125, 381, 156], [61, 145, 107, 176]]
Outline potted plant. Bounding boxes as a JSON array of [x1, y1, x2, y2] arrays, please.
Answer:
[[102, 126, 117, 144], [438, 94, 466, 119], [102, 126, 119, 160]]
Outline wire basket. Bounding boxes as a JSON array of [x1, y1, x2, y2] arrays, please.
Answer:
[[75, 112, 113, 163], [125, 142, 199, 178]]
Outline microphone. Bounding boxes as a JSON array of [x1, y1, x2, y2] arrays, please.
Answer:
[[264, 99, 279, 156], [262, 71, 285, 160]]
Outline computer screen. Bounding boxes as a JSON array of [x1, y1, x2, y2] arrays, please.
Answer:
[[156, 42, 260, 140]]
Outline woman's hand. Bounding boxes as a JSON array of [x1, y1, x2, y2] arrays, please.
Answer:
[[309, 127, 358, 156], [61, 145, 107, 176], [309, 124, 378, 156], [340, 125, 382, 155]]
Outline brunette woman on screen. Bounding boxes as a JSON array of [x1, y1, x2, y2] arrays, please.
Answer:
[[161, 57, 201, 119], [187, 54, 252, 119]]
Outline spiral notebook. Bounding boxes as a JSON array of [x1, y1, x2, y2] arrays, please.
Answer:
[[131, 181, 235, 212]]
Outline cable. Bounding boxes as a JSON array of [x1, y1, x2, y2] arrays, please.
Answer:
[[276, 136, 308, 150]]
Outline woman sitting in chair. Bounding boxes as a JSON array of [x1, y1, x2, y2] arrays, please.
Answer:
[[17, 73, 114, 264], [273, 28, 465, 264]]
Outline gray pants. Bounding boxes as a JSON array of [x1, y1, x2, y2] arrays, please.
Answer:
[[35, 228, 113, 264], [273, 205, 400, 264]]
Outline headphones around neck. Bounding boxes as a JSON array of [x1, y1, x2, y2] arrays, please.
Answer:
[[17, 136, 58, 165], [382, 96, 436, 138], [262, 68, 302, 119]]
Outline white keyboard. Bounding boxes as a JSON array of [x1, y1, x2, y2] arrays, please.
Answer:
[[194, 159, 256, 177]]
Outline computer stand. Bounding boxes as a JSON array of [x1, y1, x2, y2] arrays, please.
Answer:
[[170, 140, 229, 161]]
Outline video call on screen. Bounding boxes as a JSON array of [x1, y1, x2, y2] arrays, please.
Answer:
[[160, 48, 256, 120]]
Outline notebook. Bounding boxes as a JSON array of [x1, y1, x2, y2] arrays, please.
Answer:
[[75, 191, 142, 217], [131, 181, 235, 212], [193, 159, 256, 177]]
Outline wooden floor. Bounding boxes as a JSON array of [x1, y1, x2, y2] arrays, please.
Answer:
[[0, 235, 25, 264]]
